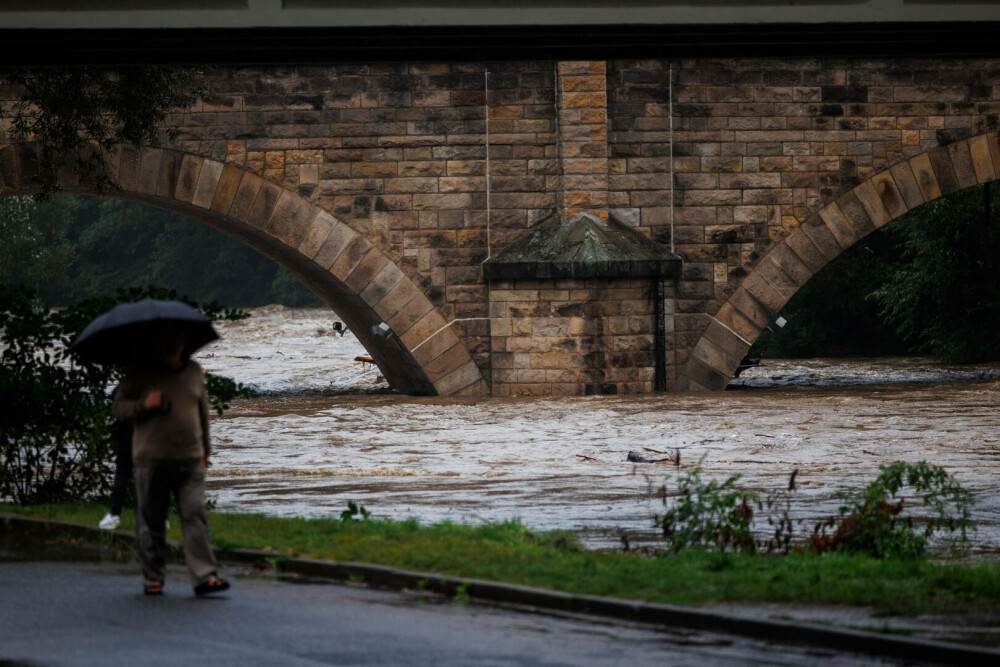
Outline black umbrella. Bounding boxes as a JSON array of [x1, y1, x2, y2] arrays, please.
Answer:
[[72, 299, 219, 366]]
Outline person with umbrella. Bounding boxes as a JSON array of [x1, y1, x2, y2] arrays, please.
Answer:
[[74, 299, 230, 597]]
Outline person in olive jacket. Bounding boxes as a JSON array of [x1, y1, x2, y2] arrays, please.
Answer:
[[113, 324, 229, 597]]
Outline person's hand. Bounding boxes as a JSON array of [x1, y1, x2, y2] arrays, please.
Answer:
[[143, 390, 163, 410]]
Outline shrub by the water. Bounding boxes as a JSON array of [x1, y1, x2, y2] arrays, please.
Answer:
[[0, 286, 255, 504], [658, 458, 757, 554], [810, 461, 973, 558], [657, 459, 973, 558]]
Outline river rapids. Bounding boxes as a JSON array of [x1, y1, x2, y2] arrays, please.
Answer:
[[195, 306, 1000, 553]]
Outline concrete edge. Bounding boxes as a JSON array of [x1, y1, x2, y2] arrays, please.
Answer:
[[4, 514, 999, 663]]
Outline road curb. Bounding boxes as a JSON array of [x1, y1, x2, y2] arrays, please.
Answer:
[[4, 513, 999, 663]]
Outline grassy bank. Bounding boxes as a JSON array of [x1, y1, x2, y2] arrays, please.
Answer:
[[5, 502, 1000, 616]]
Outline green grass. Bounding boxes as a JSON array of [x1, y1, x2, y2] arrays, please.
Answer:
[[6, 502, 1000, 616]]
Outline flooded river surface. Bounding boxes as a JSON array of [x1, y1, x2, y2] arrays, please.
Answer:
[[197, 307, 1000, 553]]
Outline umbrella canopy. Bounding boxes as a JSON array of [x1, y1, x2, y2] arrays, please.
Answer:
[[71, 299, 219, 366]]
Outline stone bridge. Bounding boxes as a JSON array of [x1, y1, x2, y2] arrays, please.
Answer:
[[3, 56, 999, 396]]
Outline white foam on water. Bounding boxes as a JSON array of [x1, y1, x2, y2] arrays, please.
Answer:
[[193, 305, 389, 395], [199, 309, 1000, 553]]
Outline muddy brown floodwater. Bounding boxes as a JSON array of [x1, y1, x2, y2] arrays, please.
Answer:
[[198, 307, 1000, 552]]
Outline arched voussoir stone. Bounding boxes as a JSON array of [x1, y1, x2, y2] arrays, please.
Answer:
[[0, 141, 485, 397], [684, 130, 1000, 391]]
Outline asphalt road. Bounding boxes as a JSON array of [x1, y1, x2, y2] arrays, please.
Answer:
[[0, 558, 898, 666]]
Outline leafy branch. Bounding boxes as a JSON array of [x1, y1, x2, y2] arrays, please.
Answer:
[[2, 66, 203, 195]]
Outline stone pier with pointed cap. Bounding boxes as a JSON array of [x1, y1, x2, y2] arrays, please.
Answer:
[[484, 212, 680, 396]]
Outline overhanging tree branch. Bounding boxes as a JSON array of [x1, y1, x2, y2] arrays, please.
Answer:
[[1, 66, 204, 196]]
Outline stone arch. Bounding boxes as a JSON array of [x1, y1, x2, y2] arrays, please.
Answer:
[[0, 142, 486, 396], [684, 131, 1000, 391]]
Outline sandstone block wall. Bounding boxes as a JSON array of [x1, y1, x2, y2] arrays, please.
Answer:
[[607, 57, 1000, 377], [5, 57, 1000, 394], [488, 277, 670, 396]]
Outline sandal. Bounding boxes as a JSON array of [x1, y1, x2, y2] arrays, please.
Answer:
[[194, 576, 230, 597], [144, 582, 164, 596]]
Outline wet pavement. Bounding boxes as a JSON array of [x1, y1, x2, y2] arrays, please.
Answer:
[[0, 558, 911, 666], [192, 308, 1000, 553]]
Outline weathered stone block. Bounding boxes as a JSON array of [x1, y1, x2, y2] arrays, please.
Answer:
[[968, 134, 996, 183], [312, 220, 358, 270], [870, 170, 908, 219], [433, 359, 483, 396], [246, 181, 282, 229], [229, 172, 265, 221], [191, 159, 225, 210], [889, 160, 926, 209], [909, 152, 943, 202], [330, 236, 373, 282], [926, 146, 961, 196], [359, 261, 406, 306], [135, 148, 163, 195]]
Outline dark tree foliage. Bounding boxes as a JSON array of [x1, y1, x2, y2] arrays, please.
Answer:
[[753, 184, 1000, 363], [872, 184, 1000, 364], [2, 66, 202, 195], [0, 196, 76, 302], [0, 194, 322, 308], [752, 230, 911, 358], [0, 286, 255, 505]]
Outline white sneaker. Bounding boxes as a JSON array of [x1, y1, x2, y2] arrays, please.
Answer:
[[99, 513, 120, 531]]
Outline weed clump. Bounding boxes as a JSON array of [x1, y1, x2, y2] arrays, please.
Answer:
[[657, 458, 757, 554], [657, 459, 973, 559], [810, 461, 973, 558]]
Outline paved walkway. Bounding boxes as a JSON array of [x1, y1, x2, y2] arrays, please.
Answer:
[[0, 559, 887, 666]]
